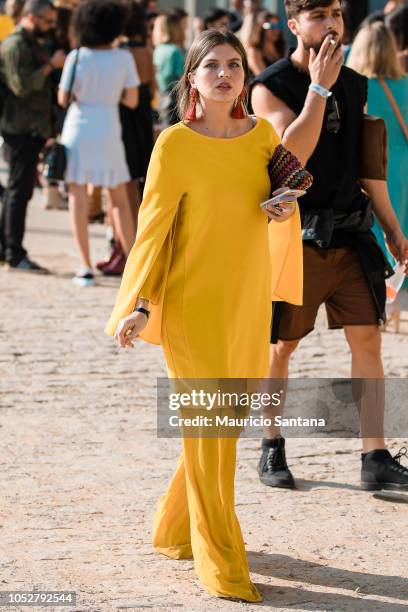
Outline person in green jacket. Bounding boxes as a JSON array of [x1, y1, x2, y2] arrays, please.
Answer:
[[0, 0, 65, 271]]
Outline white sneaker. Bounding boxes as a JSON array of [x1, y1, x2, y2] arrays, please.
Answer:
[[73, 266, 95, 287]]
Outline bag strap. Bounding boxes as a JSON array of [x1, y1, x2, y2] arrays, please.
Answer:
[[379, 78, 408, 143], [66, 48, 80, 107]]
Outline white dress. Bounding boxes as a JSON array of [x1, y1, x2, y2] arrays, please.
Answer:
[[60, 47, 140, 187]]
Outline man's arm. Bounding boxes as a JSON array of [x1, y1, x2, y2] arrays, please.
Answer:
[[361, 178, 408, 273], [251, 35, 343, 165], [251, 84, 327, 165]]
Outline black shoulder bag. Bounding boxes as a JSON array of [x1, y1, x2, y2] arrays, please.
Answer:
[[43, 49, 80, 181]]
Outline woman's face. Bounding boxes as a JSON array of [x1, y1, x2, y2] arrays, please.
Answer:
[[189, 44, 245, 107]]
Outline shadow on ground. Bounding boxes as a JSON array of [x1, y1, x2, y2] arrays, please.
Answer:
[[248, 552, 407, 609]]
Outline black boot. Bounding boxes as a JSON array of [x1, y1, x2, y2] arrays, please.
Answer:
[[258, 436, 295, 489], [361, 447, 408, 491]]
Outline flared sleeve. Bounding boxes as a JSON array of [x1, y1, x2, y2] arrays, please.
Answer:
[[104, 129, 184, 343], [269, 203, 303, 305], [264, 124, 303, 306]]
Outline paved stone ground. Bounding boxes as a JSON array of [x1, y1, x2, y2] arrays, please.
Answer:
[[1, 188, 408, 612]]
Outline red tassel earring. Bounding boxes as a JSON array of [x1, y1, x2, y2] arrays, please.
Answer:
[[231, 89, 247, 119], [184, 87, 198, 121]]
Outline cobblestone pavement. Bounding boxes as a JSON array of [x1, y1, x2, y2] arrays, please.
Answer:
[[1, 190, 407, 612]]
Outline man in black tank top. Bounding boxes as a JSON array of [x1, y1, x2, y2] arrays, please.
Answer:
[[251, 0, 408, 491]]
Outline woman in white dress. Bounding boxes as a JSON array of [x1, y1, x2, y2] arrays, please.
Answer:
[[58, 0, 140, 286]]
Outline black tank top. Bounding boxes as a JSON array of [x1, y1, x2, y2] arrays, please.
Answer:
[[253, 56, 369, 246]]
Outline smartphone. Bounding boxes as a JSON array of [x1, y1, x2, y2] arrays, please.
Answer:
[[260, 189, 306, 209]]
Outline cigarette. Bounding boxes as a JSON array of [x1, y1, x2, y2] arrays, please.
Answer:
[[329, 38, 336, 46]]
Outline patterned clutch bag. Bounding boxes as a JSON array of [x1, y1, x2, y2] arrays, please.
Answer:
[[268, 144, 314, 195]]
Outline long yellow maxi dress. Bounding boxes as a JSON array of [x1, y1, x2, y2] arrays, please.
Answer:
[[105, 117, 303, 602]]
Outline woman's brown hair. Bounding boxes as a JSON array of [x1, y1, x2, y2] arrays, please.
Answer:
[[175, 29, 250, 120], [152, 12, 184, 47]]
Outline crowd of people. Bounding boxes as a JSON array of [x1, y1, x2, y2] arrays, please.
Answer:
[[0, 0, 407, 603], [104, 0, 406, 603], [0, 0, 406, 284]]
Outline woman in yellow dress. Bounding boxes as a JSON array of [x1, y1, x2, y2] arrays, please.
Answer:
[[105, 30, 302, 602]]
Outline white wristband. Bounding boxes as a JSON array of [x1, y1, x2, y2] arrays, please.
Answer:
[[309, 83, 332, 98]]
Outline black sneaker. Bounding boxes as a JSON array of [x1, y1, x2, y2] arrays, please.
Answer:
[[361, 447, 408, 491], [7, 257, 49, 274], [258, 437, 295, 489]]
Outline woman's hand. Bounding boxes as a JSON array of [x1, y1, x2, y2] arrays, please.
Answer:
[[262, 188, 297, 223], [114, 311, 149, 348]]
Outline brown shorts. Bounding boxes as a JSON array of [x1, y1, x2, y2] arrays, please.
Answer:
[[276, 244, 380, 341]]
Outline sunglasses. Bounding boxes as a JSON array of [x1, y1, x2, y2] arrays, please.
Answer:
[[262, 21, 282, 30], [326, 93, 341, 134]]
